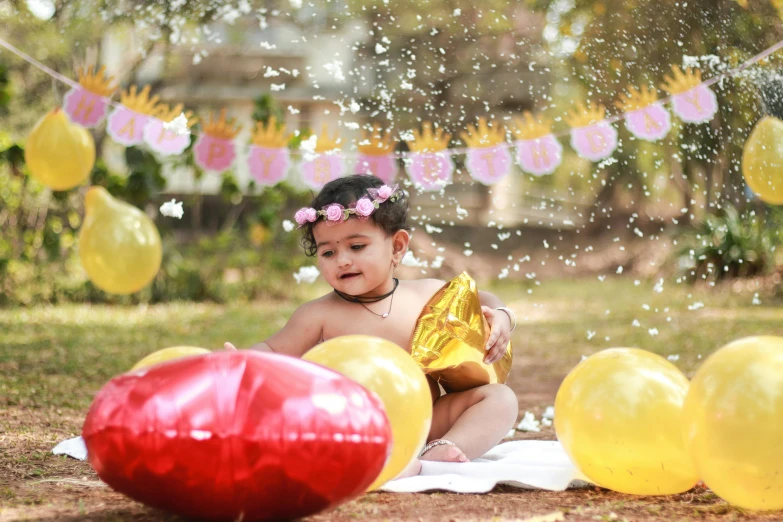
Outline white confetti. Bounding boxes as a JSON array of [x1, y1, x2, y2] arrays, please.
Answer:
[[687, 301, 704, 311], [159, 199, 184, 219], [282, 220, 294, 232], [752, 293, 761, 305], [586, 330, 596, 340], [163, 113, 190, 136], [517, 411, 541, 433], [401, 251, 427, 268], [648, 328, 659, 337], [375, 43, 387, 54], [293, 266, 319, 284], [667, 354, 680, 362], [271, 83, 285, 91]]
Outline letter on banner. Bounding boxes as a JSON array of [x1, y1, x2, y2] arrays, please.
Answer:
[[405, 152, 454, 191], [248, 146, 290, 186], [516, 136, 563, 176], [661, 66, 718, 124], [301, 154, 346, 189], [107, 107, 150, 146], [570, 122, 619, 162], [465, 146, 512, 185], [143, 118, 191, 156], [192, 110, 241, 173], [63, 66, 116, 128], [356, 154, 397, 185]]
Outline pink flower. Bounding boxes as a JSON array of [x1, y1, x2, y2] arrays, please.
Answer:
[[304, 208, 317, 222], [325, 203, 344, 222], [354, 197, 375, 217], [294, 207, 315, 226], [377, 185, 394, 201]]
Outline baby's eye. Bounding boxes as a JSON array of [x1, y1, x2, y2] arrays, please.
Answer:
[[351, 244, 366, 251], [321, 250, 334, 258]]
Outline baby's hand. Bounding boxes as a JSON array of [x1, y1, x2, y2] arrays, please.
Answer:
[[224, 342, 238, 351], [481, 306, 511, 364]]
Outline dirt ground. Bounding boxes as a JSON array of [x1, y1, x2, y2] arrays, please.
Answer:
[[2, 357, 779, 522]]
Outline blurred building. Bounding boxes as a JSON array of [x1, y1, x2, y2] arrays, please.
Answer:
[[101, 8, 588, 230]]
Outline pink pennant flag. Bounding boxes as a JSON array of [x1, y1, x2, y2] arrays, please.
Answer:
[[194, 135, 237, 174], [107, 106, 150, 146], [405, 152, 454, 191], [355, 154, 397, 184], [465, 145, 512, 185], [515, 135, 563, 176], [625, 104, 672, 142], [670, 85, 718, 124], [63, 87, 109, 128], [248, 146, 290, 186], [300, 154, 346, 189], [143, 118, 191, 157], [570, 122, 619, 162]]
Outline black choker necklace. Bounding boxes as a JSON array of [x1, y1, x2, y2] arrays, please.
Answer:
[[334, 278, 400, 319], [334, 278, 399, 303]]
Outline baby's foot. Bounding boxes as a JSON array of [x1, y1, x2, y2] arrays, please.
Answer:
[[395, 457, 422, 479], [420, 443, 469, 463]]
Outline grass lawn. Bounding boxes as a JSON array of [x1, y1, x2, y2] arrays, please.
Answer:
[[1, 277, 782, 521]]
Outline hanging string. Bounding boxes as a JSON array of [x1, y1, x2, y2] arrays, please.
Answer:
[[2, 35, 783, 159]]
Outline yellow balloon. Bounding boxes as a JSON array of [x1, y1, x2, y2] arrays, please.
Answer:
[[683, 336, 783, 510], [742, 116, 783, 205], [131, 346, 211, 371], [78, 186, 162, 295], [303, 335, 433, 490], [555, 348, 697, 495], [25, 108, 95, 191]]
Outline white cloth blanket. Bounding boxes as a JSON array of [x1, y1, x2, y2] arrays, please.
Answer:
[[52, 437, 589, 494], [380, 440, 591, 493]]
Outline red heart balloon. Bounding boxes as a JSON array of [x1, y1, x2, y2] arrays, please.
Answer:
[[83, 351, 391, 521]]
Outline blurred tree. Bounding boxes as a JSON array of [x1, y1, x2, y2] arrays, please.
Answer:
[[525, 0, 783, 220]]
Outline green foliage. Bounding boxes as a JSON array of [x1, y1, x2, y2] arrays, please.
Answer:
[[675, 204, 783, 282]]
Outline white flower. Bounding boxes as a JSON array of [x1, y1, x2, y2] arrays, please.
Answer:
[[293, 266, 319, 284], [159, 199, 184, 219], [517, 411, 541, 433], [282, 220, 294, 232], [163, 113, 190, 136]]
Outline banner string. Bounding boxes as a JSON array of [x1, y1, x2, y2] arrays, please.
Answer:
[[2, 35, 783, 160]]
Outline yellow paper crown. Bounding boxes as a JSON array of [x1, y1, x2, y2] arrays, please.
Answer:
[[357, 125, 396, 155], [314, 125, 341, 153], [512, 111, 553, 140], [615, 85, 659, 112], [459, 118, 506, 148], [565, 102, 607, 128], [200, 108, 243, 140], [406, 121, 451, 153], [154, 103, 198, 127], [77, 65, 117, 97], [119, 85, 160, 116], [661, 65, 703, 95], [250, 116, 289, 148]]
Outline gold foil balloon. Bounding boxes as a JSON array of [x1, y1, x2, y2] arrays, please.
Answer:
[[683, 336, 783, 510], [303, 335, 432, 490], [742, 116, 783, 205], [24, 108, 96, 191], [131, 346, 211, 371], [555, 348, 697, 495], [78, 186, 162, 295], [410, 272, 512, 393]]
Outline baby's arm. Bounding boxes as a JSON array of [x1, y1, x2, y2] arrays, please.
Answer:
[[478, 291, 515, 364], [226, 300, 324, 358]]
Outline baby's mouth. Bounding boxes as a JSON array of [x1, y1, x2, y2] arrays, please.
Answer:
[[339, 272, 360, 280]]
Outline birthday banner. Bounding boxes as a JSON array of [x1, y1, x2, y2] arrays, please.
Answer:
[[2, 36, 782, 193]]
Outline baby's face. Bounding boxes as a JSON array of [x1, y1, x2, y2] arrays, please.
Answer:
[[312, 218, 394, 296]]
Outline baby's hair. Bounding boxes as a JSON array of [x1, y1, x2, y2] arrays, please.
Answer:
[[300, 175, 410, 257]]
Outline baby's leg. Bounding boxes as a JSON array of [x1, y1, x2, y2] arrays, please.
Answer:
[[421, 383, 518, 462]]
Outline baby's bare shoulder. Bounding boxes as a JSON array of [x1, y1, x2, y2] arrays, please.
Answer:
[[403, 278, 446, 296]]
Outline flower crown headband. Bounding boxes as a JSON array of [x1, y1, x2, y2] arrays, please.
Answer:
[[295, 184, 401, 227]]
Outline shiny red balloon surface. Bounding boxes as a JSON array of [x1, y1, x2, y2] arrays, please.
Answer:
[[83, 351, 391, 521]]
